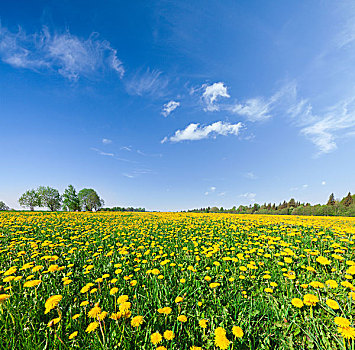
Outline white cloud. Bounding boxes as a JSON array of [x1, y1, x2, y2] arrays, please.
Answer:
[[122, 173, 134, 178], [202, 82, 230, 111], [102, 138, 112, 144], [205, 186, 217, 196], [162, 100, 180, 117], [245, 172, 257, 180], [302, 184, 309, 188], [120, 146, 132, 151], [229, 84, 296, 122], [162, 121, 243, 143], [218, 192, 226, 196], [239, 192, 256, 201], [91, 148, 114, 157], [126, 68, 168, 97], [0, 25, 124, 81], [290, 95, 355, 154], [322, 181, 326, 185], [232, 98, 271, 122]]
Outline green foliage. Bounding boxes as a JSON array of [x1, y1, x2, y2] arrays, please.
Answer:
[[62, 185, 81, 211], [37, 186, 62, 211], [0, 201, 9, 211], [18, 189, 41, 211], [187, 191, 355, 217], [78, 188, 104, 211], [341, 192, 353, 207], [327, 193, 335, 206]]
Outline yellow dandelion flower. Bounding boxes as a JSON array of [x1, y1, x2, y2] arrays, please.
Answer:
[[303, 294, 319, 306], [110, 312, 122, 320], [44, 295, 62, 314], [291, 298, 304, 308], [69, 331, 78, 339], [150, 332, 162, 345], [24, 279, 41, 288], [232, 326, 244, 338], [334, 317, 351, 327], [163, 330, 175, 340], [177, 315, 187, 322], [199, 319, 208, 329], [88, 305, 101, 318], [0, 294, 10, 304], [47, 317, 61, 327], [117, 295, 129, 304], [338, 326, 355, 339], [326, 299, 340, 310], [175, 296, 183, 303], [131, 315, 144, 327], [86, 321, 99, 333], [110, 287, 119, 295], [158, 307, 172, 315]]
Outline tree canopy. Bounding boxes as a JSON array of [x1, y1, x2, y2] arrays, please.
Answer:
[[78, 188, 104, 211], [62, 185, 81, 211], [0, 201, 9, 211], [18, 189, 40, 211]]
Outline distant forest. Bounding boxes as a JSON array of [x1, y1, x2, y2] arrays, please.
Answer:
[[185, 192, 355, 217]]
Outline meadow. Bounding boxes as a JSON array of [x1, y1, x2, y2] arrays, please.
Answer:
[[0, 212, 355, 350]]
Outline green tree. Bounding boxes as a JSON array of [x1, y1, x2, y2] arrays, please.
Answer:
[[0, 201, 9, 210], [19, 189, 40, 211], [62, 185, 81, 211], [327, 193, 336, 206], [78, 188, 104, 211], [288, 198, 296, 208], [37, 186, 62, 211], [342, 192, 353, 207]]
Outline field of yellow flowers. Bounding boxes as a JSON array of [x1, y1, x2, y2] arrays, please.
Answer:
[[1, 212, 355, 349]]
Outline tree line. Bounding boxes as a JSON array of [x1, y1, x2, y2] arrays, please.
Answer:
[[17, 185, 104, 211], [185, 191, 355, 217]]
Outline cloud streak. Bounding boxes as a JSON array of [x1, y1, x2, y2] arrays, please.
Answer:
[[162, 121, 243, 143], [126, 68, 168, 97], [0, 25, 124, 81]]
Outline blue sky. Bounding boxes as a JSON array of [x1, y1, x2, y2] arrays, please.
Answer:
[[1, 0, 355, 211]]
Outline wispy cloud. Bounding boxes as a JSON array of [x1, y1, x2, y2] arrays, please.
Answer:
[[244, 172, 257, 180], [122, 168, 154, 178], [137, 150, 162, 157], [204, 186, 216, 195], [231, 98, 271, 122], [229, 84, 295, 122], [162, 100, 180, 117], [322, 181, 326, 185], [120, 146, 132, 151], [0, 25, 124, 81], [162, 121, 243, 143], [239, 192, 256, 201], [102, 138, 112, 144], [202, 82, 230, 111], [125, 68, 168, 97], [287, 90, 355, 154], [91, 147, 136, 163], [290, 184, 309, 191], [90, 147, 114, 157]]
